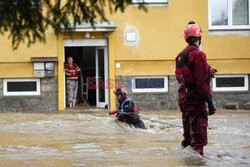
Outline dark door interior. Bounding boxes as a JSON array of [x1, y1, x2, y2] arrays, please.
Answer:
[[64, 47, 96, 106]]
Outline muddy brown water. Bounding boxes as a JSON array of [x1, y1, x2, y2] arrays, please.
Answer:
[[0, 109, 249, 167]]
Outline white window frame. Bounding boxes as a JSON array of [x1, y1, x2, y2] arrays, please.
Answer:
[[132, 76, 168, 93], [132, 0, 168, 5], [3, 78, 41, 96], [212, 74, 249, 92], [208, 0, 250, 30]]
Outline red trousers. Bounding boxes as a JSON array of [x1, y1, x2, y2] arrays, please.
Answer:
[[178, 87, 208, 155]]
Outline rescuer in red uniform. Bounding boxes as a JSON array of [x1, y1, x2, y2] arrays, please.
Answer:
[[109, 88, 146, 129], [175, 21, 216, 156]]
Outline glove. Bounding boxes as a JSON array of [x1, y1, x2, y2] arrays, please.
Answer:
[[109, 109, 118, 115], [205, 95, 216, 115], [208, 64, 217, 78]]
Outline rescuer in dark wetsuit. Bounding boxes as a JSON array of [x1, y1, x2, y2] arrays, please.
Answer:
[[109, 88, 146, 129], [175, 21, 216, 156]]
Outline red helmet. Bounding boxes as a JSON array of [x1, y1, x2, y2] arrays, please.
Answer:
[[184, 22, 202, 39], [113, 88, 127, 96]]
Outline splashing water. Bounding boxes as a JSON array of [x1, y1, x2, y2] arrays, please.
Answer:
[[0, 110, 249, 166]]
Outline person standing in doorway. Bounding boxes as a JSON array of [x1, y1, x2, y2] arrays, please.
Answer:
[[65, 57, 80, 107], [175, 21, 216, 156]]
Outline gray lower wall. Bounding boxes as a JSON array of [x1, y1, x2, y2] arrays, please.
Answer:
[[116, 75, 250, 111], [0, 78, 58, 112], [1, 75, 249, 112], [116, 76, 179, 111]]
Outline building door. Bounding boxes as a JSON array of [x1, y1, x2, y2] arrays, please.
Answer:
[[63, 39, 109, 109], [95, 47, 109, 108]]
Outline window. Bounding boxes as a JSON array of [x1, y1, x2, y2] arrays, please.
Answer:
[[209, 0, 250, 30], [132, 76, 168, 93], [212, 75, 249, 91], [3, 79, 41, 96], [132, 0, 168, 4]]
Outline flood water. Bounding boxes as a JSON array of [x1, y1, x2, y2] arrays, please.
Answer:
[[0, 109, 249, 167]]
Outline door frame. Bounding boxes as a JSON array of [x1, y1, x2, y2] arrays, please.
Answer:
[[58, 32, 116, 111], [95, 46, 109, 108], [62, 38, 109, 109]]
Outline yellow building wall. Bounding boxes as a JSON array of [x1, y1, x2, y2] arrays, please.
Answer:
[[0, 28, 58, 78], [0, 0, 249, 110], [0, 0, 249, 75], [105, 0, 250, 75], [0, 29, 57, 63]]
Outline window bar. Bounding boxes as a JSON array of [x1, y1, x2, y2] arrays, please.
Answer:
[[228, 0, 232, 27]]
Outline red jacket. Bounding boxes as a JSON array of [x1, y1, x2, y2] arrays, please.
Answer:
[[176, 45, 211, 98], [65, 63, 80, 80]]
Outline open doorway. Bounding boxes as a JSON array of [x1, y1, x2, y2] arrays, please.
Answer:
[[64, 45, 109, 108]]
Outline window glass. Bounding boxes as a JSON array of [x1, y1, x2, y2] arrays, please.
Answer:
[[135, 78, 164, 89], [98, 49, 105, 102], [211, 0, 228, 26], [233, 0, 249, 25], [7, 82, 37, 92], [216, 77, 245, 87]]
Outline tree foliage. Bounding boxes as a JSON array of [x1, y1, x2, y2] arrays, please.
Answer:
[[0, 0, 145, 49]]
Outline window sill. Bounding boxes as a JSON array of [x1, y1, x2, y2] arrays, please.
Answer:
[[132, 89, 168, 93], [212, 90, 249, 93], [3, 95, 42, 98], [208, 28, 250, 31]]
